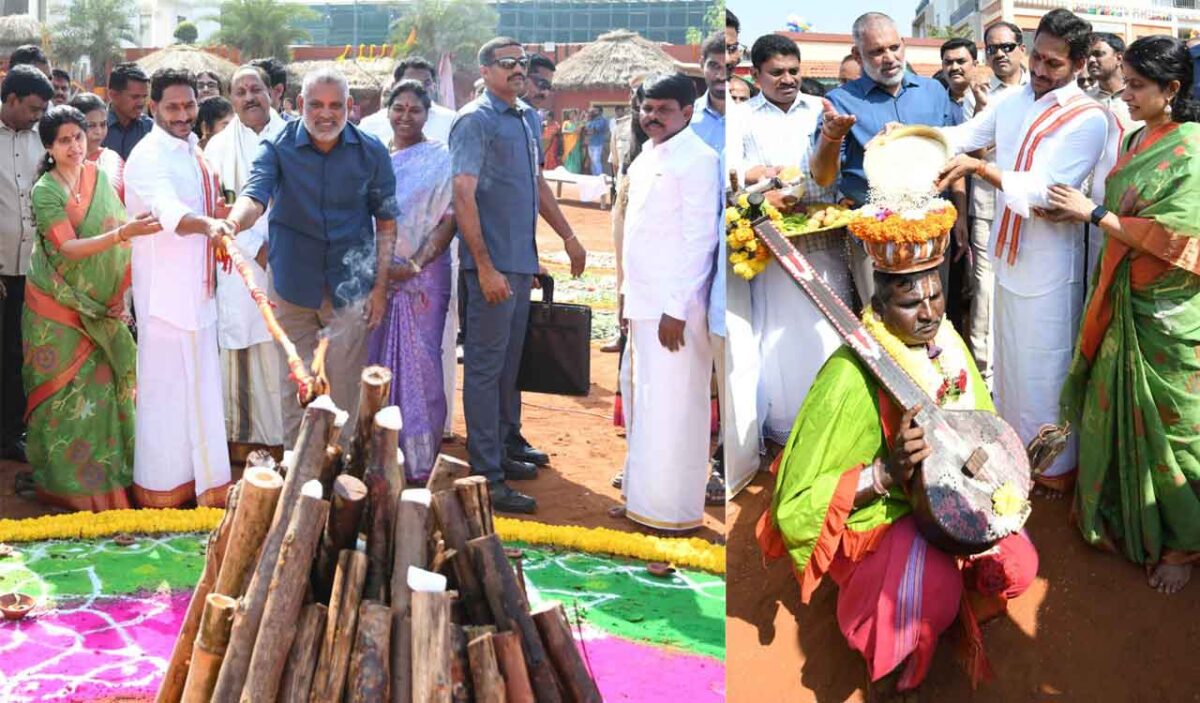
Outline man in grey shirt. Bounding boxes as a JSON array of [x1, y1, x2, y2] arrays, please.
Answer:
[[0, 66, 51, 460], [451, 36, 586, 514]]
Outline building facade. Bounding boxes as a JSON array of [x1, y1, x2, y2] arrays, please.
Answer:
[[292, 0, 712, 47], [939, 0, 1200, 42]]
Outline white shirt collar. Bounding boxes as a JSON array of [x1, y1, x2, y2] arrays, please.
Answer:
[[746, 91, 819, 116], [150, 123, 198, 152]]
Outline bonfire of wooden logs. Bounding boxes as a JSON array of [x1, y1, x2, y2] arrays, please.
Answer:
[[155, 366, 601, 703]]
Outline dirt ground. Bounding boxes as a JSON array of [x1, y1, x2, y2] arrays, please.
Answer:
[[0, 188, 725, 543], [726, 467, 1200, 702]]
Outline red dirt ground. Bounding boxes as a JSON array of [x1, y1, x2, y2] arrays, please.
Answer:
[[726, 468, 1200, 702]]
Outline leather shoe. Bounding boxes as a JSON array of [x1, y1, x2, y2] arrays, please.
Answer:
[[489, 481, 536, 514], [502, 458, 538, 481], [506, 433, 549, 466]]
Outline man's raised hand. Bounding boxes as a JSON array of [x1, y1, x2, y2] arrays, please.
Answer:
[[820, 99, 856, 141]]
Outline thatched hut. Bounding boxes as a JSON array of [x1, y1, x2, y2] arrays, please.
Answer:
[[0, 15, 42, 65], [550, 29, 678, 119], [286, 59, 397, 114], [136, 45, 239, 81]]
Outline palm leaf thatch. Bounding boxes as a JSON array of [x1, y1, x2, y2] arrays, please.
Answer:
[[552, 29, 676, 91], [136, 45, 239, 79], [287, 59, 397, 100], [0, 15, 42, 56]]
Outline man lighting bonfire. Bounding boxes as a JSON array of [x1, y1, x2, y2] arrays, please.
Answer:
[[757, 197, 1039, 701]]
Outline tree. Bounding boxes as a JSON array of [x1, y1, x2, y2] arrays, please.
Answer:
[[927, 24, 974, 40], [174, 20, 199, 44], [208, 0, 316, 61], [50, 0, 138, 86], [389, 0, 499, 73], [686, 0, 724, 46]]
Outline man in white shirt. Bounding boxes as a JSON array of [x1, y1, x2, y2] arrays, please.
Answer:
[[0, 66, 50, 462], [125, 68, 232, 507], [964, 21, 1031, 386], [204, 64, 287, 458], [935, 9, 1114, 491], [740, 34, 841, 449], [360, 56, 455, 146], [1086, 33, 1139, 132], [621, 73, 719, 531]]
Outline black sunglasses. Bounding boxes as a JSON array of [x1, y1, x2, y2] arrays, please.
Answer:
[[490, 56, 529, 70], [986, 42, 1020, 56]]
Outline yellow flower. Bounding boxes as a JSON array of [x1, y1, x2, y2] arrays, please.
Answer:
[[992, 481, 1028, 517], [729, 250, 749, 264], [737, 193, 750, 210], [725, 207, 740, 225], [744, 239, 757, 253]]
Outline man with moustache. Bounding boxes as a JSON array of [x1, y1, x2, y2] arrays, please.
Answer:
[[50, 69, 71, 106], [933, 8, 1113, 495], [204, 65, 287, 457], [360, 56, 457, 145], [248, 57, 290, 117], [124, 68, 232, 507], [940, 37, 978, 121], [102, 63, 152, 161], [809, 12, 959, 301], [218, 67, 399, 448], [1086, 33, 1138, 132], [620, 72, 719, 531], [523, 54, 556, 110], [451, 37, 586, 513]]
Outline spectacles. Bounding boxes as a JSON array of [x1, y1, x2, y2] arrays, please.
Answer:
[[197, 80, 220, 89], [986, 42, 1020, 56], [531, 77, 553, 91], [490, 56, 529, 70]]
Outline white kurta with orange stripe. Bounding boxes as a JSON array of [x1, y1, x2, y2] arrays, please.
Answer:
[[940, 81, 1113, 478]]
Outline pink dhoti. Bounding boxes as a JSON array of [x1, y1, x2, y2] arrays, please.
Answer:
[[827, 516, 1037, 691]]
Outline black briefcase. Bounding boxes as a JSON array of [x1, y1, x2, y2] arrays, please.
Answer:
[[517, 274, 592, 396]]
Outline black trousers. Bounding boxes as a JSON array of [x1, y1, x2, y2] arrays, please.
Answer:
[[0, 275, 26, 447]]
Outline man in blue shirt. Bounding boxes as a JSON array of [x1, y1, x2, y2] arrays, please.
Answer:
[[221, 67, 399, 447], [1189, 35, 1200, 97], [102, 63, 153, 161], [584, 106, 609, 176], [809, 11, 963, 299], [452, 37, 586, 514]]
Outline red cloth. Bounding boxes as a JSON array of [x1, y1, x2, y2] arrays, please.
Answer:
[[827, 516, 1037, 692]]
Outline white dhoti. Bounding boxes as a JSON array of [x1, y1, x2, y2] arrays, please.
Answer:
[[624, 305, 712, 531], [722, 273, 761, 496], [968, 216, 996, 385], [133, 319, 231, 507], [753, 252, 845, 445], [220, 341, 283, 446], [993, 281, 1083, 477]]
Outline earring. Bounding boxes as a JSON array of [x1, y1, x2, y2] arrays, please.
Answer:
[[1166, 102, 1173, 116]]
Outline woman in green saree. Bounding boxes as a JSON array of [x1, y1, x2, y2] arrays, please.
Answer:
[[24, 106, 160, 511], [561, 110, 585, 173], [1047, 36, 1200, 594]]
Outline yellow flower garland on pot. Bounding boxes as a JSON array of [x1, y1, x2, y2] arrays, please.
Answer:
[[0, 509, 725, 575], [726, 198, 778, 281]]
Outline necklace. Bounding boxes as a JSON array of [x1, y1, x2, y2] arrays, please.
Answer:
[[55, 167, 83, 203]]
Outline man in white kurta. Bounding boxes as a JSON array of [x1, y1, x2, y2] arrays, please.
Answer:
[[938, 66, 1112, 484], [204, 65, 286, 452], [740, 39, 843, 447], [621, 75, 719, 531], [125, 75, 231, 508]]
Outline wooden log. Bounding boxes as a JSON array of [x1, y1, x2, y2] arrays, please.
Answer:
[[426, 454, 470, 495], [212, 397, 341, 701], [241, 482, 330, 702], [319, 443, 344, 495], [531, 603, 600, 703], [450, 622, 471, 702], [179, 593, 237, 703], [454, 477, 490, 539], [468, 535, 562, 703], [364, 405, 405, 603], [310, 549, 369, 703], [390, 612, 413, 703], [213, 466, 284, 598], [314, 474, 368, 603], [467, 632, 507, 703], [391, 490, 431, 619], [430, 491, 491, 624], [505, 549, 527, 602], [156, 482, 239, 703], [346, 366, 393, 478], [411, 591, 452, 703], [347, 601, 392, 702], [279, 603, 327, 703], [492, 632, 535, 703]]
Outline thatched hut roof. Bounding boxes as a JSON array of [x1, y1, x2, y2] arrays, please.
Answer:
[[553, 29, 677, 91], [0, 15, 42, 56], [136, 45, 239, 79], [287, 59, 396, 94]]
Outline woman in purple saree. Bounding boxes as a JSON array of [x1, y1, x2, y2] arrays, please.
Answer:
[[367, 79, 457, 483]]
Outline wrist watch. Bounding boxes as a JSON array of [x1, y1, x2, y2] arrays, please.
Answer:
[[1090, 204, 1108, 226]]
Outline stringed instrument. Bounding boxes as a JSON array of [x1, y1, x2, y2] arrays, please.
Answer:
[[752, 214, 1032, 555]]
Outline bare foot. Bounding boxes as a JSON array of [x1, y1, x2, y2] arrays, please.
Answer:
[[1148, 562, 1193, 594]]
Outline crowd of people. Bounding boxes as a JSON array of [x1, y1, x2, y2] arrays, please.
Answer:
[[730, 7, 1200, 700]]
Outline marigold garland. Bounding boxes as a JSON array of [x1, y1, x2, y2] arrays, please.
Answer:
[[847, 205, 957, 244], [0, 509, 725, 575], [725, 199, 779, 281]]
